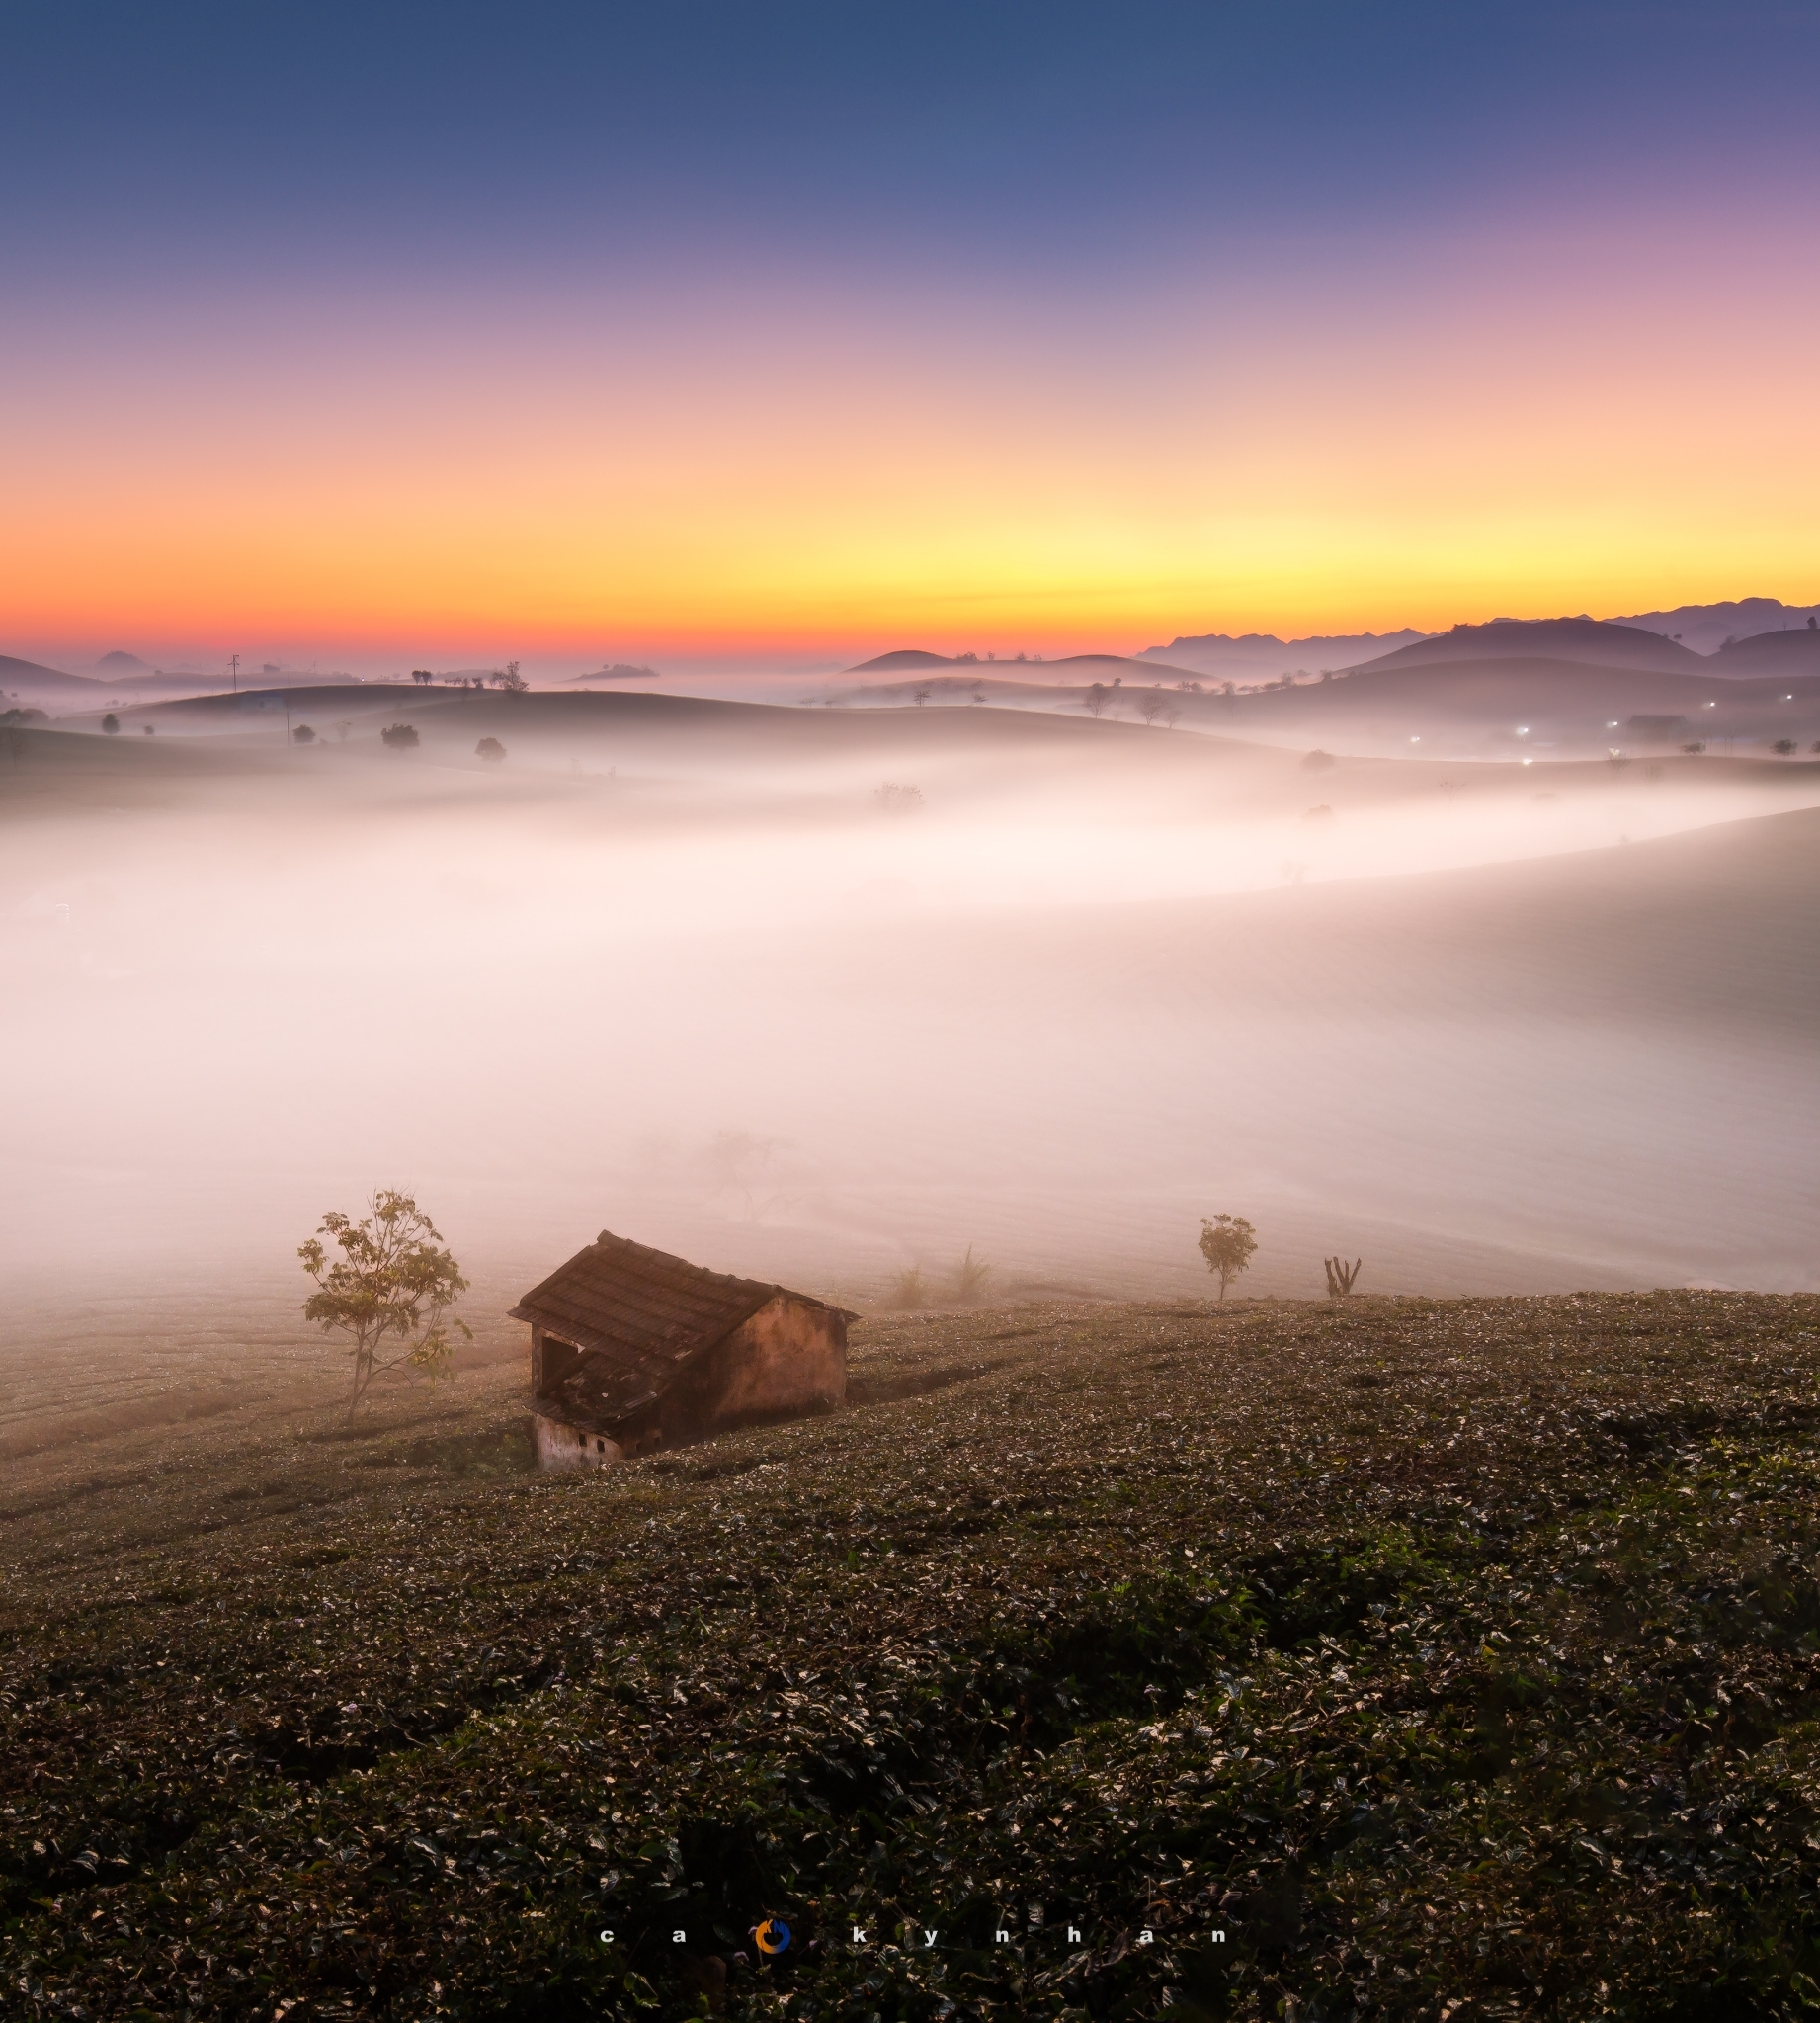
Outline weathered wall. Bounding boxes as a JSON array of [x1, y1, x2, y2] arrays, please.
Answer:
[[532, 1410, 621, 1471], [694, 1295, 847, 1428]]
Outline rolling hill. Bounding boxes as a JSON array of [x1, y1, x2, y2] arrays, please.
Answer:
[[1347, 618, 1706, 674]]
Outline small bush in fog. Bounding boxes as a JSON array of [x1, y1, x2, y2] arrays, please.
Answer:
[[380, 722, 419, 749], [1302, 749, 1335, 770], [885, 1265, 929, 1308], [1324, 1255, 1363, 1298], [102, 713, 120, 734], [872, 781, 923, 813], [476, 736, 506, 763], [293, 724, 316, 744], [299, 1190, 471, 1418], [1199, 1213, 1257, 1299], [1682, 741, 1705, 754], [1773, 738, 1797, 756], [949, 1245, 993, 1304]]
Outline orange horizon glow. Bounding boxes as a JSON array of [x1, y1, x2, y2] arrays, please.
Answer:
[[6, 220, 1818, 667]]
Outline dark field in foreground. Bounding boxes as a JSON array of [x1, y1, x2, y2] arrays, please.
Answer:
[[5, 1296, 1820, 2022]]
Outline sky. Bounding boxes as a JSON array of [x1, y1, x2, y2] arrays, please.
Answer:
[[4, 2, 1819, 674]]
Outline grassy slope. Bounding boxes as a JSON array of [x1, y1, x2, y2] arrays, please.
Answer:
[[5, 1294, 1820, 2022]]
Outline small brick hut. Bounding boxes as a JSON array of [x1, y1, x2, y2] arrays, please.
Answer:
[[511, 1229, 850, 1469]]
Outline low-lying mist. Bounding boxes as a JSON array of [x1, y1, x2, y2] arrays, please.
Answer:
[[4, 690, 1817, 1433]]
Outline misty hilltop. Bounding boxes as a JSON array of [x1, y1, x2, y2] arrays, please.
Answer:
[[1348, 618, 1707, 675]]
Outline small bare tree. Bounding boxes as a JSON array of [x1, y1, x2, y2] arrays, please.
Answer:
[[1324, 1256, 1363, 1298], [1138, 690, 1166, 726], [299, 1191, 470, 1419], [1198, 1214, 1257, 1300], [494, 661, 529, 693]]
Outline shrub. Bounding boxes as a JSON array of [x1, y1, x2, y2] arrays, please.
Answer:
[[1302, 749, 1335, 770], [949, 1245, 993, 1304], [872, 782, 923, 812], [475, 737, 506, 763], [380, 723, 419, 750], [1772, 738, 1797, 756], [293, 724, 316, 744], [102, 713, 120, 734], [884, 1265, 929, 1309]]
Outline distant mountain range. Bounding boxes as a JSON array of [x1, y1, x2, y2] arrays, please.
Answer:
[[1136, 601, 1820, 676], [1608, 598, 1820, 655], [1136, 630, 1429, 679]]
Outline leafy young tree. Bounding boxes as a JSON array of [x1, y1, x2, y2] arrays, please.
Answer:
[[299, 1191, 470, 1418], [1199, 1213, 1257, 1300], [102, 713, 120, 735]]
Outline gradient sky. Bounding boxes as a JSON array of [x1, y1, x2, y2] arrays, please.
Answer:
[[4, 2, 1819, 672]]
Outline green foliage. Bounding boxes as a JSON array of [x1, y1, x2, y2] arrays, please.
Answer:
[[1199, 1211, 1257, 1298], [16, 1293, 1820, 2018], [298, 1190, 470, 1416]]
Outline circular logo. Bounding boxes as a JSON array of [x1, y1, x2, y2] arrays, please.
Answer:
[[753, 1917, 792, 1956]]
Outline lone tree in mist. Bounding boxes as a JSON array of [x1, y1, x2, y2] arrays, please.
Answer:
[[1199, 1213, 1257, 1300], [380, 722, 419, 749], [299, 1191, 470, 1419], [493, 661, 529, 693], [475, 736, 506, 762], [1084, 683, 1110, 717], [102, 714, 120, 735]]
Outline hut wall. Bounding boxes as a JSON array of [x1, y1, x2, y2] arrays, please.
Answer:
[[695, 1294, 846, 1426], [532, 1411, 621, 1470]]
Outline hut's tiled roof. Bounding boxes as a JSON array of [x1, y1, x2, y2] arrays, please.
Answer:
[[511, 1230, 826, 1428]]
